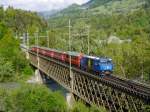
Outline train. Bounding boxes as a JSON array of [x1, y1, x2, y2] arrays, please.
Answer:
[[30, 46, 114, 77]]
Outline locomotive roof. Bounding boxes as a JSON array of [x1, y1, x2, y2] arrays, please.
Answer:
[[83, 55, 100, 59], [84, 55, 112, 62], [67, 51, 82, 56]]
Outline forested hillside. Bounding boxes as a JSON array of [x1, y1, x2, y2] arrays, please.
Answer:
[[0, 6, 47, 37], [0, 5, 49, 80], [44, 0, 150, 81], [0, 6, 47, 82]]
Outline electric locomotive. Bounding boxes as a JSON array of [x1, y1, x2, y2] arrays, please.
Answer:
[[80, 55, 113, 76]]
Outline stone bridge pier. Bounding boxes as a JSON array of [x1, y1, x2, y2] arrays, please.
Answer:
[[26, 52, 29, 59], [27, 67, 48, 84], [34, 69, 45, 84], [66, 93, 75, 108]]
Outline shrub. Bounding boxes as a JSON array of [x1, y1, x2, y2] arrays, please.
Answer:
[[3, 84, 67, 112], [0, 57, 15, 82]]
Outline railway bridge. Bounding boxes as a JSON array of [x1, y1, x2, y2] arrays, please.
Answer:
[[21, 44, 150, 112]]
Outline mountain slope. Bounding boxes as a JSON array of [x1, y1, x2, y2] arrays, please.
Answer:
[[52, 4, 83, 17], [47, 0, 147, 18], [89, 0, 146, 15], [82, 0, 113, 8], [38, 9, 59, 19]]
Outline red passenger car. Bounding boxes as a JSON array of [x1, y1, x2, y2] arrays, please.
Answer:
[[30, 47, 83, 67], [31, 47, 37, 52], [50, 50, 66, 62], [31, 47, 66, 62], [31, 47, 46, 56], [45, 50, 54, 58], [65, 52, 83, 68]]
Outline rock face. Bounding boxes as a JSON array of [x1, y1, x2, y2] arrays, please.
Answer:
[[98, 36, 132, 44], [107, 36, 131, 44], [0, 82, 20, 89]]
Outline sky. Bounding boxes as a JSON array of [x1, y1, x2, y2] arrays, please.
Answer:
[[0, 0, 89, 12]]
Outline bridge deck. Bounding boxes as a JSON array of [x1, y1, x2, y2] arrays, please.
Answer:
[[29, 51, 150, 100]]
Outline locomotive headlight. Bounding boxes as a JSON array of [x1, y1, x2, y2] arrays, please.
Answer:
[[107, 66, 110, 69], [108, 58, 112, 61]]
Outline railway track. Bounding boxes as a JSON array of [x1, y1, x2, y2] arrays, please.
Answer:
[[104, 75, 150, 102], [108, 75, 150, 94]]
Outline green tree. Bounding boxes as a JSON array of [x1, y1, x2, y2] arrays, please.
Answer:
[[0, 84, 67, 112], [0, 22, 8, 39], [71, 102, 107, 112], [0, 30, 32, 80], [0, 57, 15, 82]]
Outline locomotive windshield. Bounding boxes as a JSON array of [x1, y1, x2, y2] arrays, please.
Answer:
[[99, 58, 112, 64]]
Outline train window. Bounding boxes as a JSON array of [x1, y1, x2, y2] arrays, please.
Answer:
[[66, 55, 69, 58], [71, 56, 77, 60], [66, 55, 75, 59]]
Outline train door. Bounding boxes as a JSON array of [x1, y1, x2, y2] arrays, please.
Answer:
[[80, 57, 88, 71], [88, 58, 93, 71]]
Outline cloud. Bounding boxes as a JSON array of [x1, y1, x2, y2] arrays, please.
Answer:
[[0, 0, 89, 11]]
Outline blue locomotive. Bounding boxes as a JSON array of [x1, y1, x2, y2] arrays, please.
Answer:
[[80, 55, 113, 76]]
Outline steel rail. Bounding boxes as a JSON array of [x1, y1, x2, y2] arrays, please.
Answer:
[[108, 75, 150, 95]]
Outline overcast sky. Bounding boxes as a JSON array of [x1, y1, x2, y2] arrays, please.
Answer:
[[0, 0, 89, 12]]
